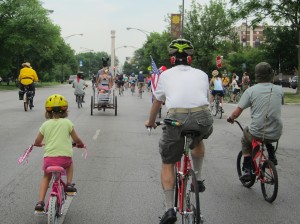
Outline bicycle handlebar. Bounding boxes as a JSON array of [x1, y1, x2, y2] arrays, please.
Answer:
[[147, 119, 182, 135], [234, 120, 244, 131], [18, 143, 88, 165]]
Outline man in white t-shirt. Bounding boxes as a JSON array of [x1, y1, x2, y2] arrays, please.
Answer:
[[145, 39, 213, 224]]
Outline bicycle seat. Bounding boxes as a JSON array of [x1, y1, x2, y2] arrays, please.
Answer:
[[181, 130, 200, 138], [46, 166, 65, 173]]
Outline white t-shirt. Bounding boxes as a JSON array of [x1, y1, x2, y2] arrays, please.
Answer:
[[154, 65, 209, 109]]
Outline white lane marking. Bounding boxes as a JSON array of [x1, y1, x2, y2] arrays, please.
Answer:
[[93, 129, 101, 140]]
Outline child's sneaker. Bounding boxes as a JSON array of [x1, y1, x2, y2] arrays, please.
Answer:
[[34, 201, 45, 212], [66, 184, 77, 196]]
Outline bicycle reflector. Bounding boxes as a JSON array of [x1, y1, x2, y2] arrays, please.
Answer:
[[164, 119, 182, 127]]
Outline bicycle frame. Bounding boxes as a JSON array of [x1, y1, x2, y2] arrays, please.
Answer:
[[45, 167, 66, 215], [175, 136, 193, 215], [251, 140, 270, 183]]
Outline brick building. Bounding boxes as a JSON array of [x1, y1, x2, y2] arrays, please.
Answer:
[[235, 22, 264, 47]]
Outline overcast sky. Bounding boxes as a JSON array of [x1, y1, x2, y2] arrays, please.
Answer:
[[42, 0, 215, 67]]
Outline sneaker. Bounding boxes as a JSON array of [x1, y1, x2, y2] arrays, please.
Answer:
[[34, 201, 45, 212], [66, 184, 77, 193], [159, 208, 177, 224], [239, 168, 252, 182], [191, 180, 206, 193]]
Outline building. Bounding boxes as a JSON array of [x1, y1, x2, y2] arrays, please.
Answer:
[[235, 22, 264, 47]]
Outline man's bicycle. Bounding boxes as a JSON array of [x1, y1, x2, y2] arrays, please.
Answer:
[[211, 93, 223, 119], [18, 144, 87, 223], [233, 120, 278, 203], [20, 86, 34, 111], [149, 119, 204, 224]]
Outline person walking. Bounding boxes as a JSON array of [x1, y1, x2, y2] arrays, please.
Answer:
[[145, 39, 213, 224]]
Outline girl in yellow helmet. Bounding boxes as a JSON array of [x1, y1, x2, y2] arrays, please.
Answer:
[[33, 94, 85, 212]]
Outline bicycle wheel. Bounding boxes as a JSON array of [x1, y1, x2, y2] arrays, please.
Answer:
[[218, 106, 223, 119], [48, 196, 58, 224], [182, 169, 201, 224], [260, 160, 278, 203], [90, 96, 93, 116], [212, 101, 218, 116], [236, 151, 255, 188], [23, 93, 28, 111], [114, 96, 117, 116]]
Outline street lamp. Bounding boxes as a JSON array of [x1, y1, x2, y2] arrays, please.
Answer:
[[64, 33, 83, 40], [114, 45, 138, 72], [80, 47, 94, 78], [60, 34, 83, 83], [115, 45, 137, 50], [126, 27, 151, 37]]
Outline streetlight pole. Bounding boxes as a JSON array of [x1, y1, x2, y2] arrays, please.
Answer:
[[80, 47, 94, 78], [64, 33, 83, 40], [60, 33, 83, 83], [182, 0, 185, 38], [126, 27, 151, 37]]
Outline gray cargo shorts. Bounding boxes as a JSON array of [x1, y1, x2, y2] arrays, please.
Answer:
[[159, 109, 213, 164]]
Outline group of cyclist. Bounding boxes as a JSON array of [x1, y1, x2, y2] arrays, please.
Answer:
[[145, 38, 282, 224], [18, 38, 282, 224]]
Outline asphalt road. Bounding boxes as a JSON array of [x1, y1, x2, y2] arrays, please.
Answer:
[[0, 83, 299, 224]]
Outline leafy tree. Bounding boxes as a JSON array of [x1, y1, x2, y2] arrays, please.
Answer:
[[184, 0, 237, 74], [262, 26, 298, 76], [230, 0, 300, 93]]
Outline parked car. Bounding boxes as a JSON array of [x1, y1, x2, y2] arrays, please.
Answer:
[[290, 76, 298, 89], [281, 79, 291, 87], [68, 75, 77, 84]]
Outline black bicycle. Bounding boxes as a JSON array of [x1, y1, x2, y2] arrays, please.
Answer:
[[20, 86, 34, 111], [211, 93, 223, 119], [75, 94, 84, 108]]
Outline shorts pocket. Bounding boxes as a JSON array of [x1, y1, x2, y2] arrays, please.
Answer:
[[195, 111, 213, 127]]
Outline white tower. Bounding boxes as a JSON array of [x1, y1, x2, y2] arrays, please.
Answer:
[[111, 30, 116, 77]]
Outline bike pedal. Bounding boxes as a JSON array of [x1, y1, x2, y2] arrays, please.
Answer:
[[34, 210, 45, 216], [66, 192, 77, 196]]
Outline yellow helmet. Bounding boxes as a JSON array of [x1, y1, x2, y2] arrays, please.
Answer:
[[45, 94, 68, 112]]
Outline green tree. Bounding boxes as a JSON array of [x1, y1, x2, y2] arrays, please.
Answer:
[[184, 0, 236, 74], [230, 0, 300, 94]]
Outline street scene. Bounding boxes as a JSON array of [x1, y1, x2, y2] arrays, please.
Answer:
[[1, 0, 300, 224], [0, 84, 299, 224]]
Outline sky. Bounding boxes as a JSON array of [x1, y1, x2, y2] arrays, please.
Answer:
[[42, 0, 213, 67]]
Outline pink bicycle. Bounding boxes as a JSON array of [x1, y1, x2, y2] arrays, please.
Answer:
[[18, 144, 87, 224]]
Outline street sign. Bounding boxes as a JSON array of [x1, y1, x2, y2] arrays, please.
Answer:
[[216, 55, 222, 68]]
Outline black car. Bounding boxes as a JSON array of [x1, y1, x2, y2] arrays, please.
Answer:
[[290, 76, 298, 89]]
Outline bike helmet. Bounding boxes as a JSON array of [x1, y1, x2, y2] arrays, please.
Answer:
[[45, 94, 68, 112], [139, 71, 143, 75], [168, 39, 194, 56]]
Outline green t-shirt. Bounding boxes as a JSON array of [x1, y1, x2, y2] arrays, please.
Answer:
[[238, 83, 283, 140], [39, 118, 74, 157]]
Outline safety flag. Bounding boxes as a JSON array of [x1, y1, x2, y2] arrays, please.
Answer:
[[150, 56, 161, 92]]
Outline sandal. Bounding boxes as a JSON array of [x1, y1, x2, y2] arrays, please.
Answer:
[[35, 201, 45, 211]]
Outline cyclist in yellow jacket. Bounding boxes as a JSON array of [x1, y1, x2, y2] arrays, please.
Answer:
[[18, 62, 39, 107]]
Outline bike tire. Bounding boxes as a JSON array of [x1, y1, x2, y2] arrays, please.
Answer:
[[48, 196, 58, 224], [158, 107, 162, 118], [77, 96, 80, 109], [90, 96, 93, 116], [114, 96, 117, 116], [236, 151, 255, 188], [218, 107, 223, 119], [260, 160, 278, 203], [213, 102, 218, 116], [182, 169, 201, 224]]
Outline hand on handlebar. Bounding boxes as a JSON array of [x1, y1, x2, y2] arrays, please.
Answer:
[[227, 116, 234, 124]]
